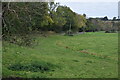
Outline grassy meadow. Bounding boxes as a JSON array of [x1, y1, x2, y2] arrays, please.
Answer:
[[2, 32, 118, 78], [0, 41, 2, 78]]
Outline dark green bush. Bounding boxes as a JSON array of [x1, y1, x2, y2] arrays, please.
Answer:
[[3, 34, 37, 47], [105, 31, 111, 33], [8, 61, 58, 72]]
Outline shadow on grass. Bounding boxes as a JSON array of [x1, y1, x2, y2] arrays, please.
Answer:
[[8, 61, 59, 73]]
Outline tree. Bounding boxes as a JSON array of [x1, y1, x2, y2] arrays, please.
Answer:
[[56, 6, 86, 32], [2, 2, 49, 36], [56, 6, 74, 32], [113, 17, 116, 21], [103, 16, 108, 21], [83, 14, 86, 18], [2, 2, 49, 46]]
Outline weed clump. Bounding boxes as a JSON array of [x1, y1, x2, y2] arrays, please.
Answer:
[[72, 60, 79, 62], [8, 61, 58, 72]]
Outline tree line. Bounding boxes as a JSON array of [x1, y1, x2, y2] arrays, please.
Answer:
[[2, 2, 119, 46], [2, 2, 87, 35]]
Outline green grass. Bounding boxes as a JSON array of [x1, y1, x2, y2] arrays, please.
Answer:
[[2, 32, 118, 78], [0, 41, 2, 78]]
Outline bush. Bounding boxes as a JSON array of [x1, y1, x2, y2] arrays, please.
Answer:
[[105, 31, 111, 33], [3, 34, 37, 47], [8, 61, 58, 72], [105, 30, 117, 33]]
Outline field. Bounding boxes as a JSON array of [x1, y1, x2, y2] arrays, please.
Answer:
[[0, 41, 2, 78], [2, 32, 118, 78]]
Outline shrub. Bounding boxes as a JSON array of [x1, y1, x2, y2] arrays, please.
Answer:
[[105, 31, 111, 33], [3, 34, 37, 47], [8, 61, 58, 72]]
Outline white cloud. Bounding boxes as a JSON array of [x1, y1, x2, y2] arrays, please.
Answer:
[[1, 0, 119, 2], [55, 0, 119, 2]]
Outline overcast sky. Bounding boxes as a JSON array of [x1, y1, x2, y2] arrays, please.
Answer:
[[56, 0, 119, 2], [55, 0, 119, 19]]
